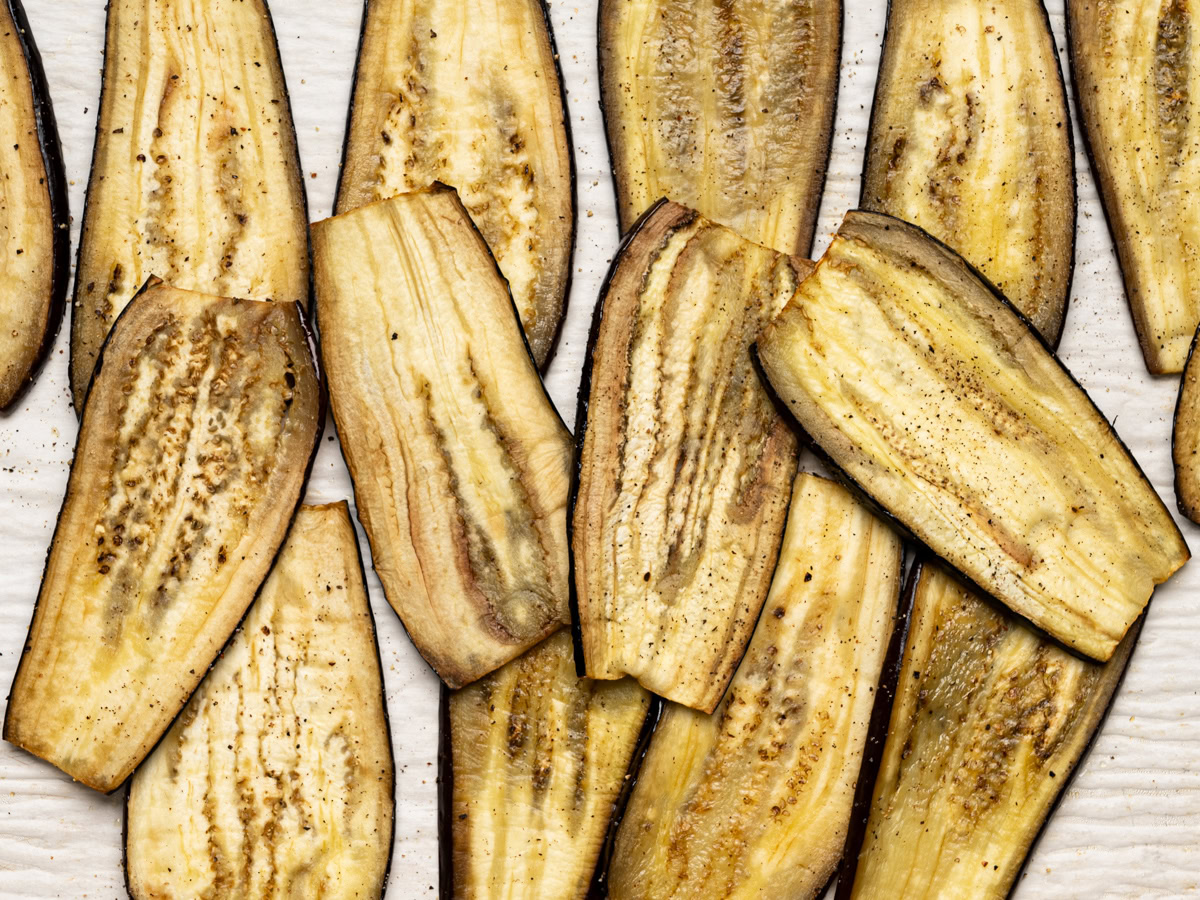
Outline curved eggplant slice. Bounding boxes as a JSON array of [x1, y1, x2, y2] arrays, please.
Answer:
[[312, 188, 572, 689], [862, 0, 1074, 345], [4, 281, 321, 793], [598, 0, 841, 256], [336, 0, 573, 366], [126, 503, 394, 900], [572, 200, 804, 713], [838, 560, 1139, 900], [755, 210, 1188, 662], [69, 0, 308, 410], [1172, 324, 1200, 522], [608, 473, 902, 900]]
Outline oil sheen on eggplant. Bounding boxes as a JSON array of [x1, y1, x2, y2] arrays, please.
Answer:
[[444, 631, 651, 899], [337, 0, 573, 366], [608, 473, 902, 900], [312, 188, 572, 689], [839, 561, 1138, 900], [598, 0, 840, 256], [1172, 326, 1200, 522], [862, 0, 1074, 344], [4, 282, 321, 793], [572, 200, 803, 713], [70, 0, 308, 409], [126, 503, 393, 900], [755, 210, 1188, 662]]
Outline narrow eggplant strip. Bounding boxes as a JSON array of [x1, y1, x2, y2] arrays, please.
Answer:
[[125, 503, 394, 900], [1172, 323, 1200, 521]]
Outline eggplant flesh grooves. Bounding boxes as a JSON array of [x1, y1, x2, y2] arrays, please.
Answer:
[[336, 0, 573, 366], [70, 0, 308, 409], [862, 0, 1074, 345], [126, 503, 394, 900], [839, 561, 1139, 900], [755, 210, 1189, 662], [1172, 325, 1200, 522], [608, 473, 902, 900], [443, 630, 651, 900], [4, 282, 321, 793], [598, 0, 840, 256], [312, 188, 572, 689], [572, 200, 804, 713]]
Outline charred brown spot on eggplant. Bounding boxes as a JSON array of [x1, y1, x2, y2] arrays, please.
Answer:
[[1172, 324, 1200, 522], [755, 210, 1188, 662], [126, 503, 394, 900], [337, 0, 573, 366], [5, 282, 321, 793]]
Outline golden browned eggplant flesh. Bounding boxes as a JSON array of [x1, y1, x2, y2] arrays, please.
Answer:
[[312, 188, 572, 689], [126, 503, 394, 900], [1173, 325, 1200, 521], [337, 0, 573, 365], [70, 0, 308, 409], [5, 282, 321, 793], [572, 200, 803, 713], [863, 0, 1074, 344], [608, 473, 901, 900], [756, 210, 1188, 661]]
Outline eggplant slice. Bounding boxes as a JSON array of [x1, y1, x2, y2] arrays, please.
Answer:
[[1172, 325, 1200, 522], [69, 0, 308, 410], [838, 560, 1139, 900], [608, 473, 902, 900], [862, 0, 1074, 345], [5, 282, 321, 792], [598, 0, 840, 256], [572, 200, 804, 713], [755, 210, 1188, 662], [126, 503, 394, 900], [442, 631, 652, 899], [312, 188, 572, 689], [336, 0, 573, 366]]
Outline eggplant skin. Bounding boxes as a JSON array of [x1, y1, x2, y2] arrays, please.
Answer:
[[69, 0, 308, 410], [1172, 324, 1200, 522], [4, 282, 322, 793], [126, 503, 394, 900], [756, 210, 1189, 662], [862, 0, 1074, 345]]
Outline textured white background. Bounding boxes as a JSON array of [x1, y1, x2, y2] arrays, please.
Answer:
[[0, 0, 1195, 897]]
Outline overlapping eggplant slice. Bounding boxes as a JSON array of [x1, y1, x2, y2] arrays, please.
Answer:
[[755, 210, 1188, 662], [607, 473, 902, 900], [571, 200, 804, 713], [126, 503, 394, 900], [1172, 325, 1200, 522], [70, 0, 308, 410], [863, 0, 1074, 344], [5, 281, 321, 792], [336, 0, 573, 366], [312, 187, 572, 689]]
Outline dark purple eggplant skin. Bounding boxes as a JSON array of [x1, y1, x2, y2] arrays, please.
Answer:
[[1171, 323, 1200, 523]]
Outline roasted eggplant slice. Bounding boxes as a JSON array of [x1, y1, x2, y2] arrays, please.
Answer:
[[572, 201, 804, 713], [1172, 325, 1200, 522], [312, 188, 572, 689], [5, 282, 321, 792], [598, 0, 840, 255], [126, 502, 394, 900], [336, 0, 573, 366], [608, 473, 902, 900], [838, 560, 1139, 900], [70, 0, 308, 410], [442, 631, 652, 899], [755, 210, 1188, 661], [862, 0, 1074, 344]]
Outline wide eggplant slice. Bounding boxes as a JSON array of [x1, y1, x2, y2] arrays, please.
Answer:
[[312, 187, 572, 689], [862, 0, 1075, 344], [1172, 325, 1200, 522], [572, 200, 804, 712], [126, 502, 394, 900], [442, 630, 652, 899], [70, 0, 308, 409], [607, 473, 902, 900], [336, 0, 573, 366], [5, 282, 321, 792], [598, 0, 840, 256], [838, 560, 1139, 900], [755, 210, 1188, 661]]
